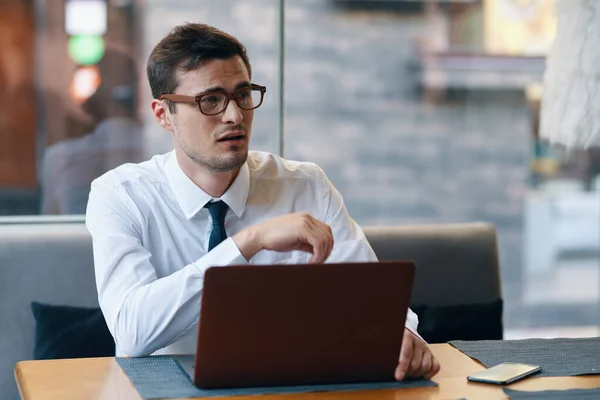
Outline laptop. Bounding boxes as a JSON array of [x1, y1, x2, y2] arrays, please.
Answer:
[[175, 260, 415, 389]]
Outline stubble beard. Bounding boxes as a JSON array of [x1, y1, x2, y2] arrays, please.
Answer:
[[184, 144, 248, 173], [175, 122, 250, 173]]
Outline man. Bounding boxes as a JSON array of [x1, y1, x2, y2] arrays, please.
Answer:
[[86, 23, 440, 381], [43, 51, 145, 214]]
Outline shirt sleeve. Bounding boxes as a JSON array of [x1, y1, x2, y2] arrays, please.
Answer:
[[86, 182, 247, 357], [319, 173, 423, 340]]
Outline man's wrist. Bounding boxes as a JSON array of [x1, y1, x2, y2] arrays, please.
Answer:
[[232, 226, 262, 261]]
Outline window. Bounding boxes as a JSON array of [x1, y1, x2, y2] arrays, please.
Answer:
[[0, 0, 597, 339]]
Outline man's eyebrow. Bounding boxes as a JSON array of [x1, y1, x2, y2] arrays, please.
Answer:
[[234, 81, 252, 90], [197, 81, 251, 95]]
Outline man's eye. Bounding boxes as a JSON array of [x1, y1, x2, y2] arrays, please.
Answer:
[[238, 90, 251, 99], [202, 95, 220, 104]]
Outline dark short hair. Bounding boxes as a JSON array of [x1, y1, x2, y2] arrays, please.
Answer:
[[147, 23, 252, 113]]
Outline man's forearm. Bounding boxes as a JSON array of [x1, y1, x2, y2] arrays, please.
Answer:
[[101, 238, 248, 356], [109, 264, 205, 356]]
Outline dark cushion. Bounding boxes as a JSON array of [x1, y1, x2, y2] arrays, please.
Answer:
[[411, 299, 503, 343], [31, 302, 115, 360]]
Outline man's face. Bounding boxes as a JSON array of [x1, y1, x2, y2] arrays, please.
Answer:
[[164, 56, 254, 172]]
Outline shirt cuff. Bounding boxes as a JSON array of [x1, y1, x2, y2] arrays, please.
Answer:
[[192, 237, 248, 274], [405, 309, 426, 343]]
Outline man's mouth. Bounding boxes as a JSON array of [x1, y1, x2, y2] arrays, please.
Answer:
[[217, 135, 245, 142], [217, 130, 246, 142]]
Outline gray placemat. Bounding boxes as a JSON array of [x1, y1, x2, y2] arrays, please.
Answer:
[[504, 387, 600, 399], [116, 356, 437, 399], [450, 337, 600, 377]]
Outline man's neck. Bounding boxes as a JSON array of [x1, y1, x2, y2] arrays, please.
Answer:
[[176, 152, 240, 198]]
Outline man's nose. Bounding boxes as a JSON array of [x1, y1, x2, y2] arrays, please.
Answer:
[[221, 99, 243, 124]]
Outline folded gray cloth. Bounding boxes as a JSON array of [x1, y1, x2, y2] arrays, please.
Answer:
[[504, 387, 600, 399], [451, 337, 600, 377]]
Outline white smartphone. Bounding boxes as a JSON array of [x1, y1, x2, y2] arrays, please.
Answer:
[[467, 362, 542, 385]]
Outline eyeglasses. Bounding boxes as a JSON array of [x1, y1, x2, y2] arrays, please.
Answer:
[[159, 84, 267, 116]]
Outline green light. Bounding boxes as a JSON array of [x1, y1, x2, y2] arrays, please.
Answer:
[[68, 35, 105, 66]]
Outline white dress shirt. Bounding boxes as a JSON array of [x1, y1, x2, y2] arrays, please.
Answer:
[[86, 150, 419, 357]]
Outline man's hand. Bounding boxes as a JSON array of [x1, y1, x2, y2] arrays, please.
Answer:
[[233, 212, 334, 263], [395, 328, 440, 381]]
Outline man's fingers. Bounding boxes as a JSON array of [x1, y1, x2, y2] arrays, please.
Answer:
[[395, 331, 413, 380], [325, 224, 334, 258], [319, 221, 334, 261], [408, 343, 424, 376], [311, 223, 329, 263], [396, 329, 441, 381], [305, 229, 326, 263], [305, 219, 333, 263], [417, 350, 433, 378], [313, 220, 334, 262], [297, 243, 314, 254], [425, 355, 441, 379]]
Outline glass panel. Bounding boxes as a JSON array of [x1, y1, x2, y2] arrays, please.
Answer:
[[0, 1, 37, 214], [1, 0, 598, 340], [0, 0, 280, 216], [36, 2, 144, 215], [283, 0, 599, 338]]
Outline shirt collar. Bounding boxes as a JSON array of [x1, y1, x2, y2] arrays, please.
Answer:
[[165, 151, 250, 220]]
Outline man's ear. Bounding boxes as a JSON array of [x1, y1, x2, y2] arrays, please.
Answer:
[[151, 99, 174, 131]]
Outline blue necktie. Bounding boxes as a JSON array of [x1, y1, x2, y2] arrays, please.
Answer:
[[205, 201, 229, 251]]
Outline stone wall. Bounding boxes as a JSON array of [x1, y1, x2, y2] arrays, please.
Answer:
[[141, 0, 531, 313]]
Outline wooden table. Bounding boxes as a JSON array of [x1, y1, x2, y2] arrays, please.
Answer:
[[14, 344, 600, 400]]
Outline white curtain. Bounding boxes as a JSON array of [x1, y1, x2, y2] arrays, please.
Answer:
[[539, 0, 600, 148]]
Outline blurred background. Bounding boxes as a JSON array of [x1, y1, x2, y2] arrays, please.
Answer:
[[0, 0, 598, 339]]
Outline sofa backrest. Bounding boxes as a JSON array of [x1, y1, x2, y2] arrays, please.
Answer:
[[0, 216, 96, 400], [0, 218, 501, 399], [363, 222, 502, 306]]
